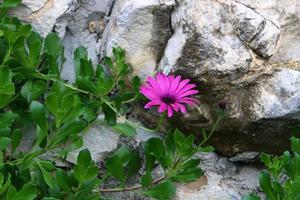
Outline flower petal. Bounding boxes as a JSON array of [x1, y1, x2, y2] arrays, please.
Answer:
[[140, 87, 160, 100], [178, 103, 187, 113], [169, 75, 181, 94], [158, 102, 168, 113], [177, 90, 199, 98], [174, 79, 190, 95], [156, 73, 169, 95], [144, 100, 162, 109], [177, 97, 198, 106], [167, 105, 173, 117], [176, 84, 197, 97], [171, 103, 179, 112]]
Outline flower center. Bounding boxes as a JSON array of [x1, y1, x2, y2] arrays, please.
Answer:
[[161, 95, 176, 105]]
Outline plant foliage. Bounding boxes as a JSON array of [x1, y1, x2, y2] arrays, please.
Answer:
[[243, 136, 300, 200]]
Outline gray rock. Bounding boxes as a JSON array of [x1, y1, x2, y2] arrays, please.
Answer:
[[231, 1, 280, 58], [251, 69, 300, 119], [229, 151, 260, 162], [21, 0, 47, 12], [175, 153, 263, 200], [160, 0, 252, 80], [101, 0, 174, 79], [67, 122, 120, 164]]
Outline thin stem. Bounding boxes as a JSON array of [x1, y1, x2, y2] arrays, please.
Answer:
[[101, 98, 165, 133], [1, 46, 12, 67], [198, 115, 223, 147], [99, 175, 166, 193]]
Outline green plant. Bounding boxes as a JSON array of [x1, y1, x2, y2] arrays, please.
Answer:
[[0, 0, 224, 199], [243, 136, 300, 200]]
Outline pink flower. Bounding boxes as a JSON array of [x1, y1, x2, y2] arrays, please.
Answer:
[[140, 73, 199, 117]]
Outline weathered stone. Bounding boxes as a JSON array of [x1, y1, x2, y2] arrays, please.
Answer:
[[156, 0, 300, 156], [101, 0, 175, 79], [21, 0, 47, 12], [251, 69, 300, 119], [160, 0, 252, 81], [11, 0, 73, 37], [175, 153, 263, 200], [67, 122, 120, 164], [231, 1, 280, 58]]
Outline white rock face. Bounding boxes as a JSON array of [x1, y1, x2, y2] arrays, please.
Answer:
[[21, 0, 48, 12], [161, 0, 252, 77], [252, 69, 300, 119], [101, 0, 175, 79], [10, 0, 73, 37], [175, 153, 262, 200], [67, 123, 120, 164]]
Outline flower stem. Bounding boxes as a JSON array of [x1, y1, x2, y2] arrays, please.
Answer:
[[98, 175, 166, 193], [198, 114, 223, 147], [101, 98, 165, 132]]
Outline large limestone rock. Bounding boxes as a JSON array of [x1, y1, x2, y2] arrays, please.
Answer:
[[155, 0, 300, 155], [175, 153, 262, 200], [100, 0, 175, 79]]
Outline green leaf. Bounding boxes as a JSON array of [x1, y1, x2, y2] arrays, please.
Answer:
[[80, 59, 94, 79], [55, 169, 69, 191], [198, 146, 215, 152], [144, 138, 168, 168], [21, 80, 46, 102], [141, 172, 152, 188], [77, 149, 92, 169], [53, 120, 86, 145], [105, 154, 126, 182], [0, 111, 18, 134], [0, 67, 15, 109], [259, 171, 277, 200], [0, 0, 22, 8], [36, 160, 57, 189], [126, 150, 141, 178], [242, 194, 261, 200], [291, 136, 300, 154], [11, 129, 22, 153], [112, 123, 137, 137], [27, 31, 42, 68], [95, 76, 114, 96], [44, 33, 62, 57], [0, 137, 11, 150], [144, 181, 176, 200], [102, 103, 116, 126], [74, 46, 88, 78], [30, 101, 48, 133], [285, 152, 300, 181], [10, 183, 37, 200]]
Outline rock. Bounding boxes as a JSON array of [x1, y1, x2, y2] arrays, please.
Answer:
[[160, 0, 252, 80], [232, 2, 281, 58], [155, 0, 300, 155], [252, 69, 300, 119], [21, 0, 48, 12], [175, 153, 263, 200], [100, 0, 175, 79], [229, 151, 260, 162], [10, 0, 73, 37], [67, 122, 120, 164]]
